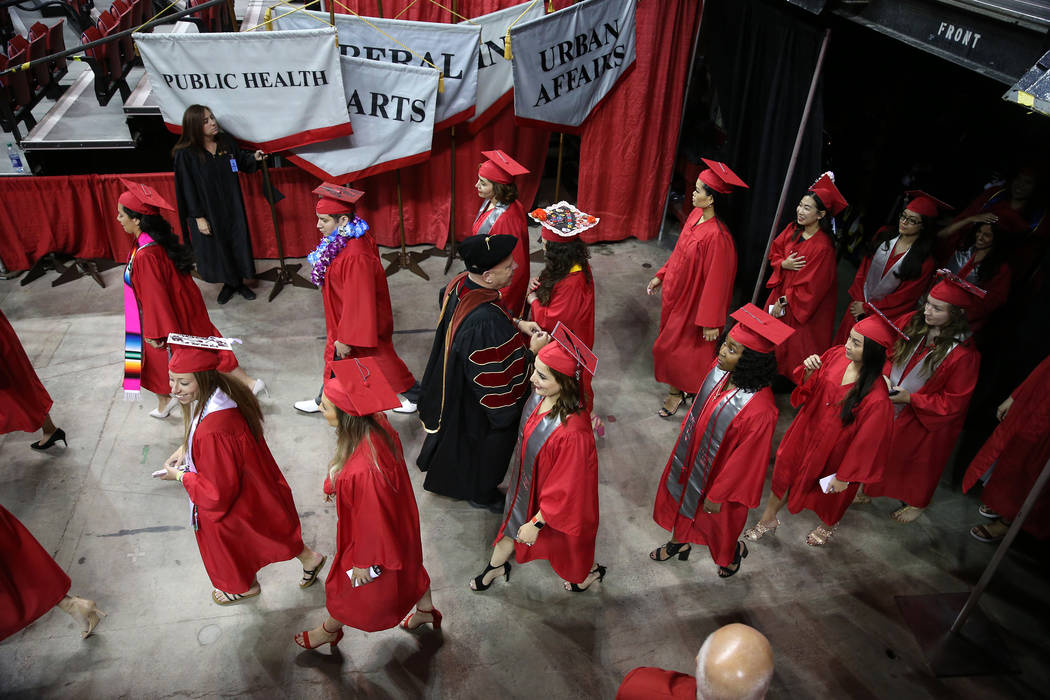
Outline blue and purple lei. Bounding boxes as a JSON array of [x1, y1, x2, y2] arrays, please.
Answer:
[[308, 216, 369, 286]]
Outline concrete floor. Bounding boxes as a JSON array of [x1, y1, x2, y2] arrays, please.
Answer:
[[1, 237, 1048, 699]]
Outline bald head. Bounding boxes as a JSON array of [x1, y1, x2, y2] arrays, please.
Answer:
[[695, 624, 774, 700]]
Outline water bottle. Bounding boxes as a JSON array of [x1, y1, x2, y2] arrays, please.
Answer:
[[7, 143, 24, 174]]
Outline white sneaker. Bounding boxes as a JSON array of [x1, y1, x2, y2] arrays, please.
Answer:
[[391, 396, 417, 414], [294, 399, 321, 413], [149, 397, 179, 419], [252, 378, 269, 397]]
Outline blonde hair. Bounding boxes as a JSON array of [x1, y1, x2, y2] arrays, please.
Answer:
[[327, 409, 396, 488]]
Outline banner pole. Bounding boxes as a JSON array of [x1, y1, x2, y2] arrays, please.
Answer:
[[383, 170, 431, 280], [442, 124, 459, 273], [750, 27, 830, 306], [554, 132, 564, 201], [255, 159, 317, 300]]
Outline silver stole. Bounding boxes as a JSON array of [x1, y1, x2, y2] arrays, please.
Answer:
[[864, 236, 907, 302], [664, 367, 758, 520], [501, 391, 562, 534], [889, 335, 960, 417], [946, 247, 979, 283], [475, 202, 509, 237], [184, 388, 237, 527]]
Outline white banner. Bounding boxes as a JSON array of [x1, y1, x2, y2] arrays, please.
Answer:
[[135, 28, 352, 151], [510, 0, 636, 130], [272, 10, 480, 130], [460, 1, 545, 133], [287, 56, 440, 182]]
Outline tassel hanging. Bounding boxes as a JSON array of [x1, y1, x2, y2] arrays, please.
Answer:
[[438, 73, 445, 93], [504, 29, 513, 60]]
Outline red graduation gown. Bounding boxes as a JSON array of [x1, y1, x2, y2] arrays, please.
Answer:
[[764, 225, 838, 374], [530, 268, 596, 405], [0, 504, 71, 641], [497, 402, 599, 584], [955, 253, 1012, 331], [182, 406, 304, 593], [963, 355, 1050, 539], [834, 251, 934, 346], [473, 200, 530, 318], [322, 415, 430, 631], [615, 667, 697, 700], [653, 210, 736, 392], [0, 308, 52, 434], [129, 242, 237, 395], [653, 365, 778, 567], [771, 347, 892, 526], [320, 232, 415, 392], [866, 320, 980, 507]]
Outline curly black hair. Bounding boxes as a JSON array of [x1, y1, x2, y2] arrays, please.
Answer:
[[123, 205, 196, 275], [730, 348, 778, 392], [534, 239, 592, 306]]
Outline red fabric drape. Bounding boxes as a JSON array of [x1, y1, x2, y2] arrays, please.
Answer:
[[576, 0, 701, 242]]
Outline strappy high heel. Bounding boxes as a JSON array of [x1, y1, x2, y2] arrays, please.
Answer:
[[649, 540, 691, 562], [30, 428, 67, 451], [399, 607, 443, 633], [470, 561, 510, 591], [294, 621, 344, 650], [718, 541, 748, 578], [744, 519, 780, 542], [566, 564, 607, 592]]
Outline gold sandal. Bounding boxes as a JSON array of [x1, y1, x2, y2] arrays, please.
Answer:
[[805, 525, 835, 547], [744, 519, 779, 541]]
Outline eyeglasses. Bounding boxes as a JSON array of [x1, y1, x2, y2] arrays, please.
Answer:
[[899, 213, 923, 226]]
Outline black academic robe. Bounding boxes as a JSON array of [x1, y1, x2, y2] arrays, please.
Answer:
[[417, 274, 529, 502], [173, 133, 258, 285]]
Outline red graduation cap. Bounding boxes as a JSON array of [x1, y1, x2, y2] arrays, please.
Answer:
[[904, 190, 953, 218], [118, 178, 175, 216], [324, 358, 401, 416], [929, 268, 987, 310], [698, 158, 749, 194], [166, 333, 239, 373], [538, 321, 598, 378], [479, 149, 529, 184], [809, 172, 848, 216], [314, 182, 365, 216], [854, 303, 909, 348], [727, 303, 795, 354]]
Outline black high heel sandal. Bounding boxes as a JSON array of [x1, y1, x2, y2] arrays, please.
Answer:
[[650, 541, 691, 562], [717, 541, 748, 578], [31, 428, 67, 451], [470, 561, 511, 592], [567, 564, 607, 592]]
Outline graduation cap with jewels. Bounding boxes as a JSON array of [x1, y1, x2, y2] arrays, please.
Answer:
[[809, 172, 849, 216], [166, 333, 242, 351], [166, 334, 241, 374], [539, 321, 598, 378], [325, 358, 401, 416], [930, 268, 987, 310], [855, 303, 909, 347]]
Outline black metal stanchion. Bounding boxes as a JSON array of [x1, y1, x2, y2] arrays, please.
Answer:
[[254, 159, 316, 301], [383, 170, 431, 280]]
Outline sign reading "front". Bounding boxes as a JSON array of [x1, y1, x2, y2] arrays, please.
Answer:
[[935, 22, 981, 49]]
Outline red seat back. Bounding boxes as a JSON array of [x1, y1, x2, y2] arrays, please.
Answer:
[[46, 20, 68, 72], [2, 48, 33, 106], [26, 31, 51, 88], [8, 35, 29, 54]]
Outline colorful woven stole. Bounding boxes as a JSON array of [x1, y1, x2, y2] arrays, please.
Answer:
[[122, 233, 154, 399]]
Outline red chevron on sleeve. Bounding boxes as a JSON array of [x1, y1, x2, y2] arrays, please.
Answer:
[[480, 377, 529, 409], [475, 356, 527, 388], [469, 334, 525, 365]]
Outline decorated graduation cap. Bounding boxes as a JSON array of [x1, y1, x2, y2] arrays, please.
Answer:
[[166, 334, 241, 374], [324, 358, 400, 416], [479, 149, 529, 184], [929, 268, 987, 310], [459, 233, 518, 273], [727, 304, 794, 354], [529, 201, 599, 242], [903, 190, 953, 218], [314, 182, 365, 216], [119, 178, 175, 216], [537, 321, 598, 379], [698, 158, 749, 194], [809, 172, 848, 216], [854, 304, 909, 348]]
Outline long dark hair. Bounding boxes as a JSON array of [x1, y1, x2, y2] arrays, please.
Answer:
[[730, 348, 778, 392], [839, 337, 887, 426], [123, 205, 195, 274], [171, 104, 215, 158], [894, 303, 970, 372], [542, 365, 584, 422], [793, 191, 834, 241], [870, 212, 934, 281], [186, 370, 264, 441], [328, 410, 396, 485], [959, 222, 1008, 283], [534, 239, 592, 306]]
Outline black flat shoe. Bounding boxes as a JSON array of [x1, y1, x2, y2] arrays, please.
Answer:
[[470, 561, 511, 592], [31, 428, 67, 451], [718, 541, 748, 578], [217, 285, 235, 304], [237, 285, 256, 301]]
